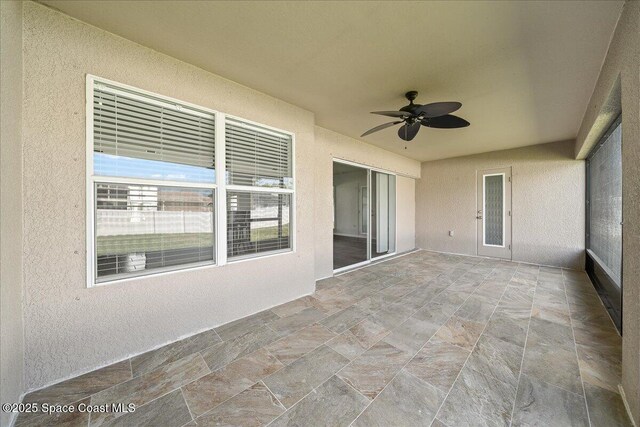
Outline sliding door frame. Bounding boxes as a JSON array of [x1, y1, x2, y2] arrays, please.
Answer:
[[332, 158, 398, 274]]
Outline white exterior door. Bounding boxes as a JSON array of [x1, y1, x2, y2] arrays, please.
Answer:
[[477, 167, 512, 259]]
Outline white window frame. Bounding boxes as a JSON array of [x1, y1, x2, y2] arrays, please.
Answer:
[[86, 75, 296, 287], [224, 114, 296, 263]]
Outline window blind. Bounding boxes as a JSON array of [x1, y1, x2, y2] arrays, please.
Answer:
[[95, 183, 215, 281], [93, 84, 215, 174], [225, 118, 292, 188], [88, 77, 295, 284], [227, 192, 291, 258]]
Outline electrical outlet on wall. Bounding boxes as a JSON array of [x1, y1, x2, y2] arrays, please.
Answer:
[[449, 230, 454, 237]]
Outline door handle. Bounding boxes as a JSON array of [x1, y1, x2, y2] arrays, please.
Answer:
[[476, 210, 482, 220]]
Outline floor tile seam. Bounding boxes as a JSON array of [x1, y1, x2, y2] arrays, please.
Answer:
[[258, 380, 287, 412], [325, 315, 391, 357], [454, 268, 522, 398], [346, 366, 397, 426], [262, 318, 325, 346], [85, 351, 211, 414], [574, 342, 623, 366], [215, 310, 281, 339], [23, 358, 136, 415], [444, 265, 511, 331], [402, 365, 453, 395], [179, 387, 196, 422], [322, 268, 453, 358], [520, 371, 596, 399], [455, 269, 528, 355], [178, 347, 289, 417], [345, 268, 473, 426], [563, 277, 595, 427], [182, 374, 268, 422], [132, 333, 226, 380], [92, 385, 193, 427], [566, 301, 620, 334], [202, 344, 290, 389], [344, 375, 391, 426], [17, 390, 99, 427], [211, 328, 223, 344], [17, 394, 95, 427], [431, 266, 519, 425], [197, 325, 292, 375], [318, 271, 417, 321], [264, 367, 347, 425], [431, 302, 499, 421], [339, 270, 452, 345], [265, 337, 334, 373], [336, 373, 373, 403], [371, 265, 505, 427], [313, 279, 357, 302], [507, 274, 538, 427]]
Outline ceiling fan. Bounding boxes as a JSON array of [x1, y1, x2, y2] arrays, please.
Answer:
[[361, 91, 470, 141]]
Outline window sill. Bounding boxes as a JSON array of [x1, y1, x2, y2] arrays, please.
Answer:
[[89, 248, 297, 288]]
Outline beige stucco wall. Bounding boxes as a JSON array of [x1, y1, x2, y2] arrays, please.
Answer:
[[415, 140, 585, 269], [1, 1, 25, 425], [20, 2, 319, 391], [575, 1, 639, 423], [313, 127, 420, 280], [17, 2, 421, 393]]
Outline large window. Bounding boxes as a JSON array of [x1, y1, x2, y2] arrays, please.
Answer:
[[586, 115, 622, 330], [225, 118, 293, 259], [88, 77, 294, 285], [95, 184, 215, 280]]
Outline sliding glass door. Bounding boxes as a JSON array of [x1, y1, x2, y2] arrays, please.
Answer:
[[333, 162, 369, 269], [333, 161, 396, 271], [371, 171, 396, 259]]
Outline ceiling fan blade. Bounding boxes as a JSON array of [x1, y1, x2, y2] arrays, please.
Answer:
[[421, 114, 470, 129], [371, 111, 412, 118], [416, 102, 462, 118], [398, 122, 421, 141], [361, 121, 403, 137]]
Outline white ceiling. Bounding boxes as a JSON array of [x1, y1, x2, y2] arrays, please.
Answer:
[[42, 0, 623, 161]]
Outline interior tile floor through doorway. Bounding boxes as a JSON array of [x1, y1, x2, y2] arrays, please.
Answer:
[[333, 234, 367, 269]]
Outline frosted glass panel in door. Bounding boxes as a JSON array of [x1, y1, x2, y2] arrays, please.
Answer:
[[484, 174, 504, 246]]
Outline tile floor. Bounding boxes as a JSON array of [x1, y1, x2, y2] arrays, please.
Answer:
[[16, 251, 632, 427]]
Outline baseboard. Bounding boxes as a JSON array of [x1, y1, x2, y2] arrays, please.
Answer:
[[18, 290, 317, 404], [619, 384, 638, 427], [417, 248, 583, 271]]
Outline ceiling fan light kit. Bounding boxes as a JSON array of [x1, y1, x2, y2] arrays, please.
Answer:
[[362, 91, 470, 142]]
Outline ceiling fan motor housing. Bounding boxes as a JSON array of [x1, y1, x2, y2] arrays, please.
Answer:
[[405, 90, 419, 101], [362, 90, 469, 141], [399, 91, 423, 114]]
